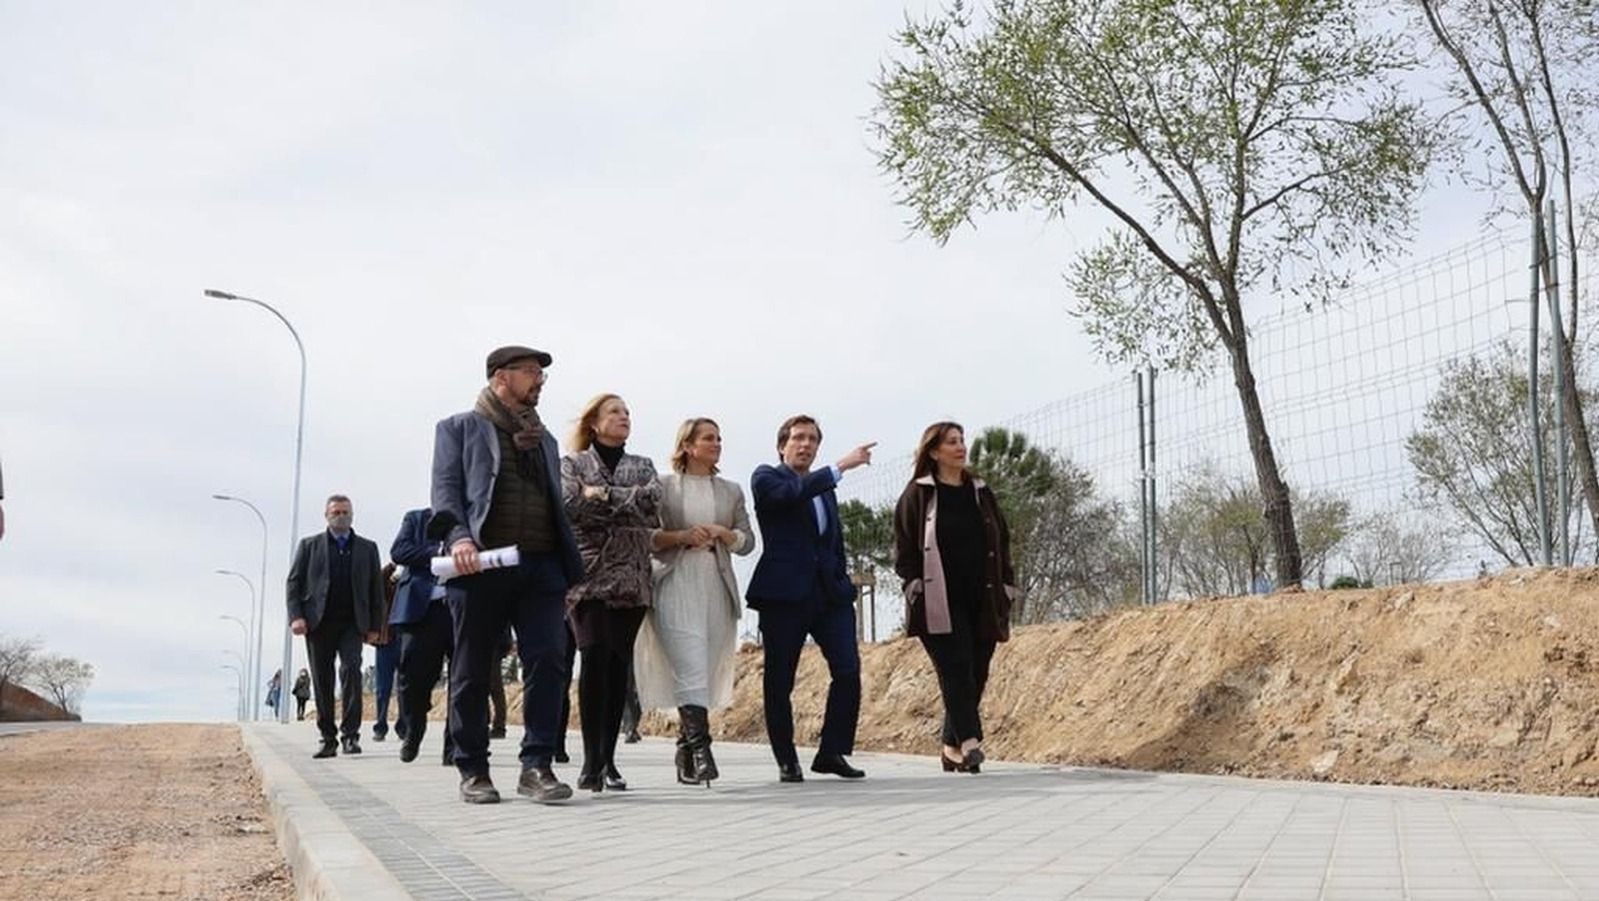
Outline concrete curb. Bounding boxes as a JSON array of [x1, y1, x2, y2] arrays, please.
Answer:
[[241, 724, 412, 901]]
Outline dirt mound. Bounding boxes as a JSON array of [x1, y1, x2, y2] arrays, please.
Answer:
[[674, 568, 1599, 796]]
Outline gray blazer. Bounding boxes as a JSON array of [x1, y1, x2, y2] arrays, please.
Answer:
[[429, 410, 584, 586], [285, 531, 385, 633], [651, 473, 756, 620]]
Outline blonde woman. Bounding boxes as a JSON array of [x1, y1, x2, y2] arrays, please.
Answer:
[[560, 394, 662, 793], [635, 418, 753, 785]]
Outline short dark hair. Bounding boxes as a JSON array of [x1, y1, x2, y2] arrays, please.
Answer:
[[775, 414, 822, 458], [325, 494, 352, 509]]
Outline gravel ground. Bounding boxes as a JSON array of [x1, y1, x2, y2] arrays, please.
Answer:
[[0, 723, 292, 901]]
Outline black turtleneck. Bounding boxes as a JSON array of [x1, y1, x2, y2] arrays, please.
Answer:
[[594, 441, 625, 472]]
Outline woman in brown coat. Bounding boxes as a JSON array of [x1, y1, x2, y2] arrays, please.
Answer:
[[561, 393, 662, 792], [893, 421, 1016, 773]]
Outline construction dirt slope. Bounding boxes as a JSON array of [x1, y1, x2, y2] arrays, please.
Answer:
[[687, 568, 1599, 797]]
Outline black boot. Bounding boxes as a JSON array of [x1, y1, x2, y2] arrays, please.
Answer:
[[674, 707, 697, 785], [683, 705, 718, 784]]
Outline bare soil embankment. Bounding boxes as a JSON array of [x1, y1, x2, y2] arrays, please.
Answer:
[[680, 568, 1599, 797]]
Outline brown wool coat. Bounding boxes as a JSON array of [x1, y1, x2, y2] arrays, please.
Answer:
[[892, 475, 1017, 642], [560, 447, 663, 610]]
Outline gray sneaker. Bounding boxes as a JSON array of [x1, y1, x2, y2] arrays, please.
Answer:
[[459, 774, 501, 805], [517, 766, 573, 803]]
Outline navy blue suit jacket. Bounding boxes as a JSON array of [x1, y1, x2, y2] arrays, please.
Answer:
[[745, 464, 856, 610], [388, 507, 441, 626]]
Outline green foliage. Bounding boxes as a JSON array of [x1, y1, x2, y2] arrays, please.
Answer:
[[1329, 575, 1369, 590], [839, 498, 895, 577]]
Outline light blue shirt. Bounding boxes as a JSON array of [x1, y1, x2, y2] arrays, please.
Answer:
[[812, 466, 842, 534]]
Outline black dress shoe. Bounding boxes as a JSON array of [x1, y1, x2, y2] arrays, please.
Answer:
[[371, 730, 387, 743], [341, 737, 362, 756], [488, 727, 507, 740], [777, 762, 805, 783], [811, 753, 865, 779], [624, 728, 642, 744], [312, 741, 338, 760], [604, 763, 627, 792], [518, 766, 574, 803], [442, 752, 455, 767], [398, 738, 420, 763], [554, 749, 571, 764], [459, 774, 500, 804]]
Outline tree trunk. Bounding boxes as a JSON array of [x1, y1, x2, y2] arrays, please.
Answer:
[[1226, 340, 1304, 588]]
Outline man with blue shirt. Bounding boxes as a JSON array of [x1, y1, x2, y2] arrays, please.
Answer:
[[747, 415, 875, 783], [287, 494, 385, 759]]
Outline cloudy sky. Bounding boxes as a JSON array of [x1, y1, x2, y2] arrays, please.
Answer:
[[0, 2, 1504, 722]]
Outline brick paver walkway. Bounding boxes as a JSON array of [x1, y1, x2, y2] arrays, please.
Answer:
[[244, 722, 1599, 900]]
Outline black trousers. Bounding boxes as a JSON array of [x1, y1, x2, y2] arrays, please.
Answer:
[[446, 554, 569, 777], [917, 596, 996, 745], [557, 620, 576, 753], [571, 602, 646, 776], [397, 601, 455, 757], [305, 619, 363, 743], [757, 590, 860, 766]]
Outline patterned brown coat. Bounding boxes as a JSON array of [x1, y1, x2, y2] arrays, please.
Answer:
[[560, 447, 663, 609]]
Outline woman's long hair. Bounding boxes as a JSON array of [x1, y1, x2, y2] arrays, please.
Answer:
[[569, 393, 622, 452], [671, 417, 720, 475], [912, 421, 965, 480]]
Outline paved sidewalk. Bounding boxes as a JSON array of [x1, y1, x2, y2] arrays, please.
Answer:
[[244, 721, 1599, 900]]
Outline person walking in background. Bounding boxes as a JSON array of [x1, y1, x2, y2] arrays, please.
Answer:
[[287, 494, 385, 759], [292, 669, 311, 720], [431, 345, 585, 805], [635, 417, 754, 785], [371, 562, 402, 742], [893, 422, 1017, 774], [561, 393, 662, 793], [265, 669, 283, 718], [488, 627, 512, 739], [389, 507, 457, 766], [747, 415, 875, 783]]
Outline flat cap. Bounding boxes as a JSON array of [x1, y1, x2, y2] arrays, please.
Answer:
[[485, 345, 553, 378]]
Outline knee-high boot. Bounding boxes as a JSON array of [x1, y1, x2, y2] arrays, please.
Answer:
[[674, 707, 697, 785], [683, 705, 718, 784]]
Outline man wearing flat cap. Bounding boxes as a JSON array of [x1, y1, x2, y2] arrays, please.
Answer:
[[430, 345, 585, 804]]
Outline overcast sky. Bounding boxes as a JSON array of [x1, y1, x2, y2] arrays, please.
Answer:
[[0, 2, 1505, 722]]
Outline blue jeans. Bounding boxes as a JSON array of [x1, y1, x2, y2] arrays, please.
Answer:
[[372, 640, 401, 736], [446, 553, 570, 776]]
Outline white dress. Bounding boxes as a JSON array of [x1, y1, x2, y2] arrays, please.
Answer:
[[635, 475, 740, 709]]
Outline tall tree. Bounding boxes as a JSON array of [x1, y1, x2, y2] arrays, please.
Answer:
[[29, 654, 94, 716], [1417, 0, 1599, 555], [0, 634, 41, 704], [874, 0, 1436, 588]]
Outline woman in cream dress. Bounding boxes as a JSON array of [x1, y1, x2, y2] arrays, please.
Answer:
[[635, 418, 754, 786]]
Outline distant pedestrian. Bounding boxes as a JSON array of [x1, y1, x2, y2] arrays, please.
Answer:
[[292, 669, 311, 720], [389, 507, 457, 766], [634, 417, 755, 785], [561, 393, 662, 793], [265, 669, 283, 717], [287, 494, 385, 759], [372, 563, 401, 742], [430, 345, 585, 805], [893, 422, 1016, 775]]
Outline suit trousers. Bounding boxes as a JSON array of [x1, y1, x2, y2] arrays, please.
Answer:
[[397, 601, 455, 757], [373, 640, 400, 736], [446, 553, 570, 777], [305, 619, 363, 743], [757, 588, 860, 766]]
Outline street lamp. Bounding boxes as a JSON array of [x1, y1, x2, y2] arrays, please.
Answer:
[[207, 288, 306, 724], [213, 494, 269, 720], [214, 569, 257, 718], [220, 663, 245, 721]]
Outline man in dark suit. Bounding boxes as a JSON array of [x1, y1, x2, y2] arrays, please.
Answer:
[[747, 414, 875, 782], [431, 345, 585, 805], [287, 494, 385, 759], [389, 507, 456, 766]]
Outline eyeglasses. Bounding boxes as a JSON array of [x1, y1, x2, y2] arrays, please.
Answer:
[[507, 365, 548, 384]]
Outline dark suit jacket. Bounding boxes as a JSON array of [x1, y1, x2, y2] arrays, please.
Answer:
[[389, 507, 441, 626], [430, 410, 584, 586], [745, 464, 856, 609], [286, 530, 385, 633]]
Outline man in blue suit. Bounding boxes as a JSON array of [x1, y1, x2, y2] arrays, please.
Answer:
[[748, 414, 875, 782], [431, 345, 585, 805], [389, 507, 456, 766]]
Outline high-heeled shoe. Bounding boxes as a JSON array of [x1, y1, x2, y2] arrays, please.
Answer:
[[576, 768, 604, 793], [940, 750, 968, 772], [962, 748, 985, 774]]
